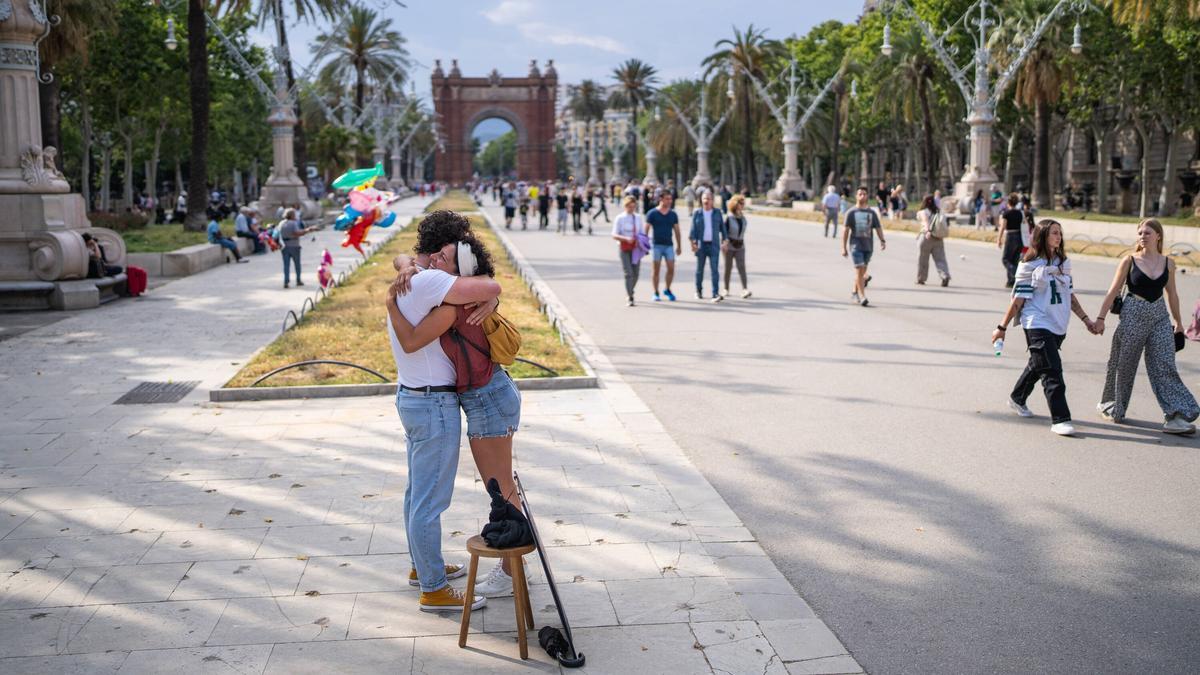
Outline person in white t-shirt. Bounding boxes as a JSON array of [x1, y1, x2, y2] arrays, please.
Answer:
[[382, 210, 501, 614], [612, 196, 644, 306], [822, 185, 841, 238], [992, 219, 1095, 437]]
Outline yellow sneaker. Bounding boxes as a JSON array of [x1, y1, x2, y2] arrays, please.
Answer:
[[409, 564, 466, 587], [419, 585, 486, 613]]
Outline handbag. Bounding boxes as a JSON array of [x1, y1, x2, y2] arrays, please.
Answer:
[[1175, 331, 1186, 352], [1110, 294, 1123, 316], [483, 311, 522, 365]]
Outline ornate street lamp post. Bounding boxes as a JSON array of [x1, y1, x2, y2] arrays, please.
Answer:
[[748, 60, 841, 203], [658, 72, 734, 190], [876, 0, 1094, 206]]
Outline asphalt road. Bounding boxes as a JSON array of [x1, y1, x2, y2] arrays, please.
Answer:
[[482, 202, 1200, 674]]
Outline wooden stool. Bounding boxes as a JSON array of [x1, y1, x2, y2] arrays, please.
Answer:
[[459, 535, 536, 658]]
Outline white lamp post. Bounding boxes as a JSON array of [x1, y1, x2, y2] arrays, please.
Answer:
[[877, 0, 1094, 205], [658, 73, 734, 189]]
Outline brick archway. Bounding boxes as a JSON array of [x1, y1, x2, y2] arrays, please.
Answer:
[[431, 60, 557, 185]]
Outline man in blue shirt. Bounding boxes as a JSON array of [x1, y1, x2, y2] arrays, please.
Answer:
[[207, 210, 248, 263], [644, 192, 682, 301]]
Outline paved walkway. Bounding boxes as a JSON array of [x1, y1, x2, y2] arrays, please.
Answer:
[[0, 196, 856, 673], [481, 201, 1200, 674]]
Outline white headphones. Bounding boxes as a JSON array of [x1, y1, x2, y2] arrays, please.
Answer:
[[457, 241, 478, 276]]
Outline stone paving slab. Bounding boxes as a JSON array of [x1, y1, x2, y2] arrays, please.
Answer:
[[0, 195, 861, 673]]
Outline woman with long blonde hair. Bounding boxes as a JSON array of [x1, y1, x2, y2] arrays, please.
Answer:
[[1092, 219, 1198, 434]]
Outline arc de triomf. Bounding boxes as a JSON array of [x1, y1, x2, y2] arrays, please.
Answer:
[[431, 59, 558, 185]]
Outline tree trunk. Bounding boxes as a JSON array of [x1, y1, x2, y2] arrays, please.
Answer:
[[1134, 121, 1152, 217], [355, 63, 366, 112], [1158, 122, 1178, 217], [147, 115, 166, 200], [185, 0, 210, 231], [174, 157, 183, 206], [80, 96, 92, 209], [38, 77, 63, 170], [1093, 128, 1109, 214], [826, 89, 842, 187], [630, 103, 639, 176], [100, 146, 112, 212], [916, 72, 937, 195], [740, 74, 754, 191], [122, 135, 134, 209], [1032, 98, 1051, 208], [1004, 128, 1018, 189]]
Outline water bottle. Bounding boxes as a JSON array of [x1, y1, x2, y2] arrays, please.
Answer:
[[993, 338, 1004, 357]]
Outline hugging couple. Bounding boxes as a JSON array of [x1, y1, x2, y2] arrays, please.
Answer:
[[385, 209, 523, 613]]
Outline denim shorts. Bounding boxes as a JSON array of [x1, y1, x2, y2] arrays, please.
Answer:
[[850, 247, 873, 268], [652, 244, 676, 262], [459, 366, 522, 439]]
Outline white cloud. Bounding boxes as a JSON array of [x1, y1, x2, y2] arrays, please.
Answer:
[[482, 1, 628, 55]]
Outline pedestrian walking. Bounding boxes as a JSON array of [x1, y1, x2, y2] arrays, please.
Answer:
[[993, 219, 1095, 436], [999, 194, 1025, 288], [821, 185, 841, 238], [989, 184, 1004, 231], [690, 191, 725, 303], [841, 187, 887, 307], [591, 187, 610, 224], [538, 186, 550, 230], [719, 185, 733, 214], [279, 208, 315, 287], [613, 196, 644, 306], [571, 188, 585, 233], [1092, 219, 1199, 433], [915, 194, 950, 287], [875, 181, 890, 216], [722, 194, 751, 298], [502, 185, 517, 229], [682, 183, 697, 216], [973, 189, 988, 230], [645, 191, 681, 302], [555, 188, 568, 234]]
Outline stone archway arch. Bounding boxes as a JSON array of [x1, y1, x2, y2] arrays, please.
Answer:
[[432, 59, 557, 185]]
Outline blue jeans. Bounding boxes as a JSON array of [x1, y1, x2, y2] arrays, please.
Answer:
[[214, 237, 240, 260], [396, 388, 461, 592], [282, 247, 301, 284], [695, 242, 719, 296]]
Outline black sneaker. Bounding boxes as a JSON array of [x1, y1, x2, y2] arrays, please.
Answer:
[[860, 297, 870, 307], [864, 275, 872, 288], [942, 277, 950, 287]]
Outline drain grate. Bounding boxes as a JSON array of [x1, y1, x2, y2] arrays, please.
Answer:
[[114, 381, 200, 405]]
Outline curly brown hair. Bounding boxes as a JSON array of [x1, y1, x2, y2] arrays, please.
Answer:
[[415, 210, 472, 255]]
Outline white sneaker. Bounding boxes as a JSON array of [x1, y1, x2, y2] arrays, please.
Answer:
[[694, 292, 703, 300], [473, 561, 514, 598], [1163, 415, 1196, 435], [1096, 402, 1118, 422], [741, 289, 752, 298], [1008, 399, 1034, 418], [1050, 422, 1076, 436]]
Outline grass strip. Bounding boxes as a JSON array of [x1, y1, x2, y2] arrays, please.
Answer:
[[225, 214, 583, 388], [121, 222, 214, 253]]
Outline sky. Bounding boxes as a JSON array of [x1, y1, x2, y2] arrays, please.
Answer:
[[252, 0, 864, 102]]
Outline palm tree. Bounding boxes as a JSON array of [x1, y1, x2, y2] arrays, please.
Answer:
[[608, 59, 658, 175], [1108, 0, 1200, 22], [570, 80, 606, 182], [702, 25, 785, 191], [313, 3, 409, 112], [991, 0, 1068, 208]]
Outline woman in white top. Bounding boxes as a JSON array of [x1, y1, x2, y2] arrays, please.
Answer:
[[915, 194, 951, 287], [992, 220, 1096, 436], [612, 196, 644, 306]]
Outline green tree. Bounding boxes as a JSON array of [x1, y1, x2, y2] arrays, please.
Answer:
[[1108, 0, 1200, 22], [475, 130, 516, 178]]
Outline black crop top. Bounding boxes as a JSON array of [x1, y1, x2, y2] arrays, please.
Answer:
[[1127, 258, 1168, 302]]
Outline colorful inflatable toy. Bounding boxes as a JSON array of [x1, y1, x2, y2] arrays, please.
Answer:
[[331, 164, 397, 256], [317, 249, 334, 288]]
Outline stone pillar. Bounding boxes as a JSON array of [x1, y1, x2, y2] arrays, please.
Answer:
[[691, 146, 712, 189], [390, 140, 403, 191], [254, 70, 320, 221], [0, 1, 123, 310], [371, 144, 388, 190], [643, 146, 658, 185], [954, 58, 1003, 203], [767, 132, 807, 202]]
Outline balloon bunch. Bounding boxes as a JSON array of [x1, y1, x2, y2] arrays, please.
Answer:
[[317, 249, 334, 288], [332, 163, 397, 256]]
